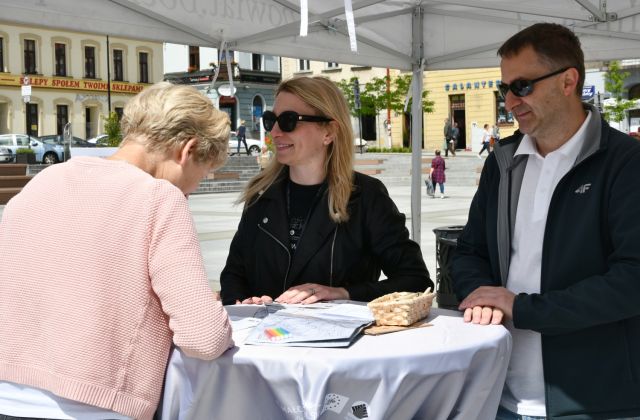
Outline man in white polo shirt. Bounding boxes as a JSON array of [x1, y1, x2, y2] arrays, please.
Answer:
[[452, 23, 640, 420]]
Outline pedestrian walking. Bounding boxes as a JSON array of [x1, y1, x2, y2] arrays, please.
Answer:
[[236, 119, 249, 155], [478, 123, 491, 157], [450, 121, 459, 156], [491, 124, 501, 151], [443, 118, 452, 157], [430, 149, 446, 198]]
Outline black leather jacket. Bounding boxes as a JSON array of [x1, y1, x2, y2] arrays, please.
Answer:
[[220, 172, 432, 304]]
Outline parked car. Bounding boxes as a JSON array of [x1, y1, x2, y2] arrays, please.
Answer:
[[40, 134, 97, 163], [40, 134, 95, 148], [0, 134, 50, 163], [228, 132, 262, 156], [87, 134, 109, 146], [0, 146, 12, 163], [354, 138, 369, 153]]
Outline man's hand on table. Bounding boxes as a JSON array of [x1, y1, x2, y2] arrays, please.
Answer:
[[275, 283, 350, 304], [458, 286, 516, 325]]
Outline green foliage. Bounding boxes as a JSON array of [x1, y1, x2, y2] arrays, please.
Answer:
[[103, 112, 123, 147], [336, 74, 434, 118], [367, 146, 411, 153], [603, 61, 635, 123], [16, 147, 35, 154]]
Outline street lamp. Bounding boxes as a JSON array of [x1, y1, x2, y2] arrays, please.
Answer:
[[21, 75, 31, 141]]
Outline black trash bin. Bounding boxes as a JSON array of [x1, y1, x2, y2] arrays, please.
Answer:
[[433, 225, 465, 309]]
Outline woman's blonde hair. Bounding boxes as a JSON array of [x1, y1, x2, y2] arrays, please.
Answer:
[[239, 76, 354, 223], [121, 82, 230, 168]]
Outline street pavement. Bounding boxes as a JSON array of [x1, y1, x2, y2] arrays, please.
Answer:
[[0, 174, 479, 294]]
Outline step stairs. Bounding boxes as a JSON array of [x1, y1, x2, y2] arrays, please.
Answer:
[[0, 164, 32, 204], [355, 152, 483, 187], [195, 155, 262, 194]]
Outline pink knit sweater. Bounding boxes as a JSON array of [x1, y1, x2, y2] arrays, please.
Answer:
[[0, 157, 233, 419]]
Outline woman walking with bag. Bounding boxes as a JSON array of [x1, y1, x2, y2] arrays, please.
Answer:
[[430, 149, 446, 199]]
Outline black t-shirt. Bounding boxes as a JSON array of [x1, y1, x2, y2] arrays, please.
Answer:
[[287, 180, 323, 253]]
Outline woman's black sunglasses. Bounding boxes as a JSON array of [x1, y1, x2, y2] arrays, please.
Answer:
[[498, 67, 571, 99], [262, 110, 333, 132]]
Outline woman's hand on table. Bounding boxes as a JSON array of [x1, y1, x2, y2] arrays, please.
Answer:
[[236, 295, 274, 305], [275, 283, 350, 304]]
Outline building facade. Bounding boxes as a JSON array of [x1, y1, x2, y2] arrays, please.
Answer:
[[0, 22, 162, 139], [280, 59, 523, 152], [423, 67, 519, 153], [163, 44, 280, 137], [281, 58, 403, 148]]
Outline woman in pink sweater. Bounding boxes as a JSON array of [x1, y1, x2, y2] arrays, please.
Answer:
[[0, 82, 233, 420]]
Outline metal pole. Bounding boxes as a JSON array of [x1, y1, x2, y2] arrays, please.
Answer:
[[106, 35, 112, 113], [410, 6, 424, 244], [358, 115, 363, 154]]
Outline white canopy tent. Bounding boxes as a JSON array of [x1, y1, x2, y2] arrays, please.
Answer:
[[5, 0, 640, 243]]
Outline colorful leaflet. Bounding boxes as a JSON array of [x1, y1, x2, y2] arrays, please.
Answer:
[[264, 327, 290, 341]]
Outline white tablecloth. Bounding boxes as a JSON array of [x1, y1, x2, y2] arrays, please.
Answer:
[[158, 306, 512, 420]]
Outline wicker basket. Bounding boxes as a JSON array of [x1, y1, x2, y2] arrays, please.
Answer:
[[367, 288, 435, 326]]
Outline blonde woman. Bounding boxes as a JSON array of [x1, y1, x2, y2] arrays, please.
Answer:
[[0, 82, 233, 420], [220, 76, 432, 305]]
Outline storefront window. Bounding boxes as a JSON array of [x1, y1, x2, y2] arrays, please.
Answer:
[[495, 91, 513, 124]]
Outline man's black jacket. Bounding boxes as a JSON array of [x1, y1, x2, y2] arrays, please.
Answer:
[[453, 109, 640, 419]]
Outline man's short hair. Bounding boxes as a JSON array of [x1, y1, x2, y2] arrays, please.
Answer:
[[497, 23, 585, 96]]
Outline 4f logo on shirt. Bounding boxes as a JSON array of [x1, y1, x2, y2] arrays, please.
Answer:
[[574, 183, 591, 194]]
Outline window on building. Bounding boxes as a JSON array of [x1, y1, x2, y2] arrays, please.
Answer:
[[220, 49, 234, 63], [139, 52, 149, 83], [327, 62, 339, 69], [115, 107, 124, 121], [361, 114, 376, 141], [629, 84, 640, 99], [26, 103, 38, 137], [252, 54, 262, 71], [113, 49, 124, 81], [55, 43, 66, 77], [24, 39, 36, 74], [56, 105, 68, 135], [189, 46, 199, 71], [299, 59, 310, 71], [264, 55, 278, 72], [0, 38, 4, 73], [495, 91, 514, 124], [85, 46, 96, 78]]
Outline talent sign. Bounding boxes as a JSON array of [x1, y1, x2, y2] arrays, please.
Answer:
[[353, 78, 361, 110], [21, 85, 31, 103], [22, 76, 31, 103]]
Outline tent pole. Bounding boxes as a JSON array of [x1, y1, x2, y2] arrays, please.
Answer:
[[410, 6, 424, 244]]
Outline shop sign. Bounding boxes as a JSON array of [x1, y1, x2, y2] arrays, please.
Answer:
[[445, 80, 498, 91], [1, 74, 144, 94]]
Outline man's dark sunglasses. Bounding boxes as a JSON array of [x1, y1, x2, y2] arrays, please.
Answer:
[[498, 67, 571, 99], [262, 110, 333, 132]]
